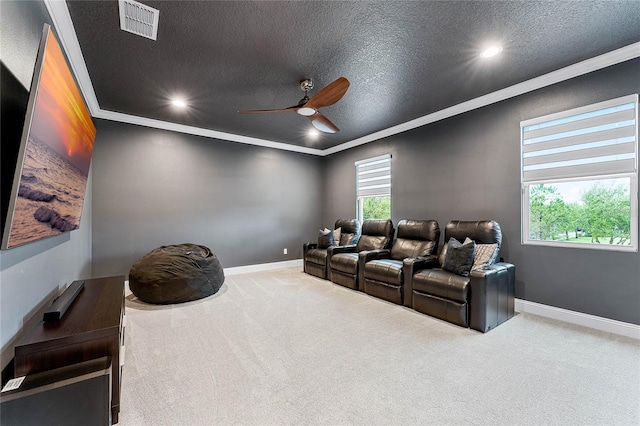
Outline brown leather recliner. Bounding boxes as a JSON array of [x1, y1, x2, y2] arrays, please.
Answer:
[[407, 220, 515, 332], [303, 219, 361, 280], [362, 220, 440, 306], [328, 219, 395, 290]]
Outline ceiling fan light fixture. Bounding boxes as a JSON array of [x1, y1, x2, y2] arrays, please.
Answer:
[[297, 106, 316, 116], [311, 118, 336, 134], [239, 76, 349, 133]]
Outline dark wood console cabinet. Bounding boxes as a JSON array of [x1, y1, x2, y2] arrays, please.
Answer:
[[14, 276, 125, 423]]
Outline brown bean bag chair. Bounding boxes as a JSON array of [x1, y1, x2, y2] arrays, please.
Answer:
[[129, 243, 224, 304]]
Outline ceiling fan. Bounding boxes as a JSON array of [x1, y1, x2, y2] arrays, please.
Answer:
[[239, 77, 350, 133]]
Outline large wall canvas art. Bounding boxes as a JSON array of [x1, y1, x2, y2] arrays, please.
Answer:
[[2, 25, 96, 249]]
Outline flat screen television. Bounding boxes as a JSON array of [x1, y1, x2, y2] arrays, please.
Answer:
[[1, 23, 96, 250], [0, 62, 30, 240]]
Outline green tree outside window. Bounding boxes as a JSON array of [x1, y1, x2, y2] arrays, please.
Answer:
[[361, 195, 391, 220], [528, 179, 631, 246]]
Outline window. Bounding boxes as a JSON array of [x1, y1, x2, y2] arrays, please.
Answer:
[[356, 154, 391, 221], [521, 94, 638, 251]]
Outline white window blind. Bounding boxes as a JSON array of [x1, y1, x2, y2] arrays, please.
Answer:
[[356, 154, 391, 197], [521, 94, 638, 182]]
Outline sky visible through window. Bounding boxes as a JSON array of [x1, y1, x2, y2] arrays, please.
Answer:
[[548, 177, 629, 205]]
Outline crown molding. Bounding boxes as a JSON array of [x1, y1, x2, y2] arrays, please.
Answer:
[[44, 0, 324, 156], [96, 110, 325, 155], [46, 1, 640, 158], [323, 41, 640, 155]]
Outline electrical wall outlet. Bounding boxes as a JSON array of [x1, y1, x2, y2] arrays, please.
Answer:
[[283, 248, 288, 255]]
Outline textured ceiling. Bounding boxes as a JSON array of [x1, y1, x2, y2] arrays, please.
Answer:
[[65, 1, 640, 151]]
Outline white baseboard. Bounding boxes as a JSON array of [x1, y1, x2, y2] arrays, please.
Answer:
[[515, 299, 640, 340], [224, 259, 303, 276]]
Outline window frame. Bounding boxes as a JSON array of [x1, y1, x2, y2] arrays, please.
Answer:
[[520, 94, 638, 252], [355, 154, 392, 222]]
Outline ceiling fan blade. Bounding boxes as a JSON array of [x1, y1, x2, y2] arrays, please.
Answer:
[[309, 112, 340, 133], [304, 77, 350, 110], [238, 105, 299, 114]]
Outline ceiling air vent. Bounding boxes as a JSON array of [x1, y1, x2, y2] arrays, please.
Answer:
[[118, 0, 159, 40]]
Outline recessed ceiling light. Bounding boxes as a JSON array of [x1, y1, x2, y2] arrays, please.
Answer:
[[480, 46, 503, 58], [171, 98, 187, 108], [308, 129, 320, 138]]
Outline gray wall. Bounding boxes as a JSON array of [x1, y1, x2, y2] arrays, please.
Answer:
[[91, 120, 323, 276], [1, 3, 637, 373], [323, 59, 640, 325], [0, 1, 93, 368]]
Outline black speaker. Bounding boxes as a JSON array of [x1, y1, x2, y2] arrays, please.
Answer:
[[43, 280, 85, 322]]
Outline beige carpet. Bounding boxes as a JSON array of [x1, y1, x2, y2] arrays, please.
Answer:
[[119, 267, 640, 425]]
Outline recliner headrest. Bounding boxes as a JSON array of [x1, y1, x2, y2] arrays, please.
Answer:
[[397, 220, 440, 241], [334, 219, 360, 235], [444, 220, 502, 247], [362, 219, 395, 238]]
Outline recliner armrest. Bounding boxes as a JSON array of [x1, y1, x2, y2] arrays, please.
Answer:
[[303, 242, 317, 254], [359, 248, 391, 262], [328, 244, 357, 256], [403, 255, 439, 272], [402, 255, 439, 307], [469, 262, 516, 333], [302, 242, 317, 273]]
